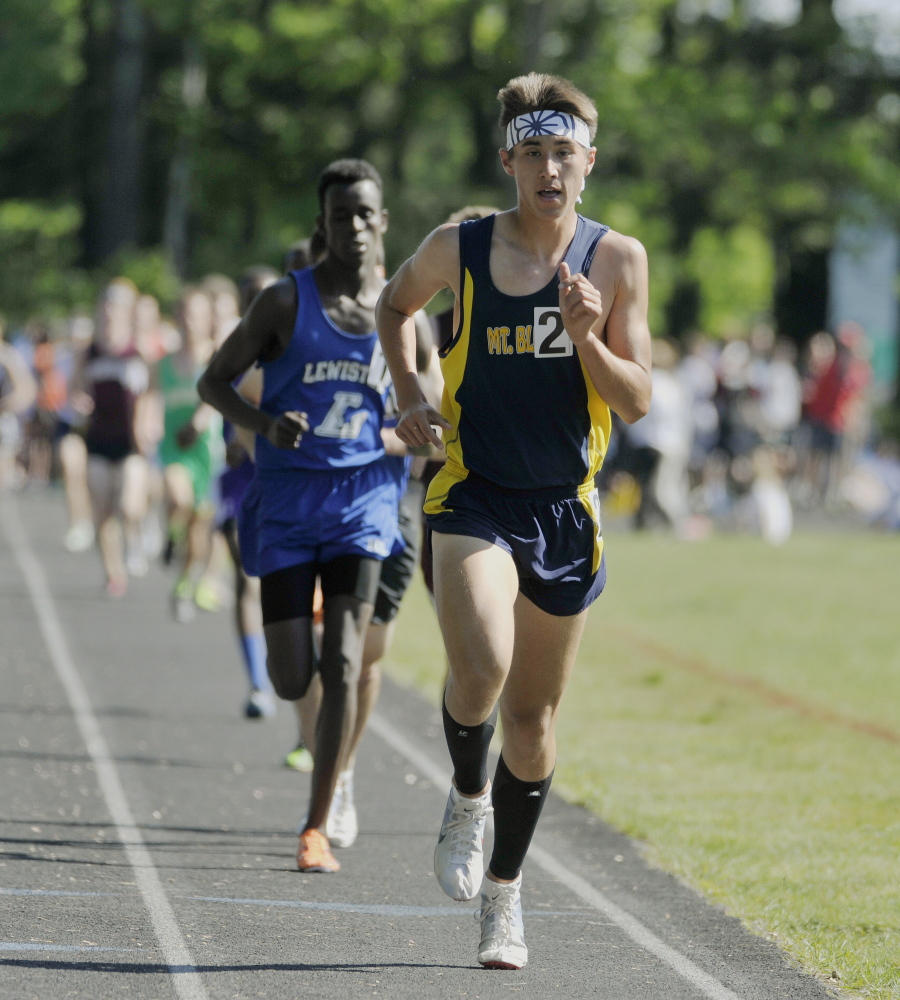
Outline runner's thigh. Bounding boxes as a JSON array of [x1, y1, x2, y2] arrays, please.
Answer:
[[431, 532, 519, 678]]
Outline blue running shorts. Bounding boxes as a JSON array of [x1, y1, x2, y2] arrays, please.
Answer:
[[424, 466, 605, 617], [238, 462, 402, 579]]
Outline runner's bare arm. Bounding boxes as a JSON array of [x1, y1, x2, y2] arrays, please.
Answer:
[[377, 226, 458, 449], [198, 278, 309, 450], [559, 234, 652, 424]]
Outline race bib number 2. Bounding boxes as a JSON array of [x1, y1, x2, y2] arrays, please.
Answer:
[[533, 307, 573, 358]]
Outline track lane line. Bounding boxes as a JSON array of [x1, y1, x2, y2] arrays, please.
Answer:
[[368, 710, 743, 1000], [0, 499, 209, 1000]]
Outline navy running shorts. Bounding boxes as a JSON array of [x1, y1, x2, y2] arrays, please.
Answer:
[[424, 466, 605, 618], [237, 462, 402, 579]]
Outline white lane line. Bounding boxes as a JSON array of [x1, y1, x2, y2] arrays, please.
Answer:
[[1, 886, 589, 920], [0, 500, 209, 1000], [368, 710, 743, 1000]]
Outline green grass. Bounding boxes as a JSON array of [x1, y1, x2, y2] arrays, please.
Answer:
[[384, 531, 900, 999]]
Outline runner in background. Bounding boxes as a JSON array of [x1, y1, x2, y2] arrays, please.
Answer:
[[195, 274, 242, 613], [132, 294, 166, 561], [155, 285, 222, 622], [0, 326, 37, 491], [78, 278, 151, 596], [57, 315, 97, 552], [217, 265, 280, 719]]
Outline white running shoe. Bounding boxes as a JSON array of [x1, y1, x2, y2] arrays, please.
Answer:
[[476, 875, 528, 970], [244, 688, 276, 719], [296, 770, 358, 848], [64, 522, 94, 553], [434, 784, 492, 901], [326, 770, 358, 848]]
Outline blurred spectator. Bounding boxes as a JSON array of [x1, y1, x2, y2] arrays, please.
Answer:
[[841, 442, 900, 531], [755, 338, 802, 445], [800, 321, 871, 504], [746, 447, 793, 546], [677, 332, 719, 482], [621, 338, 691, 530], [716, 337, 758, 457]]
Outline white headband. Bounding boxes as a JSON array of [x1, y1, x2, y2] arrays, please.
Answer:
[[505, 109, 592, 151]]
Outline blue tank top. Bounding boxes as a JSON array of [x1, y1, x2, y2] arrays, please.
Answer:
[[255, 268, 392, 471], [439, 214, 612, 490]]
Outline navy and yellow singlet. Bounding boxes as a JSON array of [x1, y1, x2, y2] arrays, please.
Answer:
[[427, 213, 612, 497]]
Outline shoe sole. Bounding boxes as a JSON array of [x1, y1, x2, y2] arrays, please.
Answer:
[[480, 960, 525, 970], [297, 863, 339, 873]]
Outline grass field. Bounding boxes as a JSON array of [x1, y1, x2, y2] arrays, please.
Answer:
[[384, 529, 900, 999]]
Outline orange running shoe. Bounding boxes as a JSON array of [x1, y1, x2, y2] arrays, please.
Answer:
[[296, 828, 340, 873]]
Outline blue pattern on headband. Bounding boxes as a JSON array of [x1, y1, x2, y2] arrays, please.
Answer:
[[505, 110, 591, 150]]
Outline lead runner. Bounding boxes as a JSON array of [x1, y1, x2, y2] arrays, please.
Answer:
[[376, 73, 652, 969]]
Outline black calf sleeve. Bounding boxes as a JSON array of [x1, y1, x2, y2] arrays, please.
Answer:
[[489, 754, 554, 881], [442, 697, 497, 796]]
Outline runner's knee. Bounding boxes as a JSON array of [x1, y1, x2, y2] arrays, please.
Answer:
[[263, 619, 315, 701], [500, 703, 556, 750], [319, 619, 367, 692], [359, 659, 380, 690]]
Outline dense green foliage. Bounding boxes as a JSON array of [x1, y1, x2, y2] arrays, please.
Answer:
[[1, 0, 899, 339]]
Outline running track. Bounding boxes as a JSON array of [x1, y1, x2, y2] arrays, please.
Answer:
[[0, 492, 835, 1000]]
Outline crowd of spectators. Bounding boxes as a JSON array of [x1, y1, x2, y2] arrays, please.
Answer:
[[2, 291, 899, 546], [600, 320, 900, 541]]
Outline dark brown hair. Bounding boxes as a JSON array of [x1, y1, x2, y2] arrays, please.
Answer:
[[497, 73, 597, 140]]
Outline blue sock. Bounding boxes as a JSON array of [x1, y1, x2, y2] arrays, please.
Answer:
[[241, 633, 270, 692]]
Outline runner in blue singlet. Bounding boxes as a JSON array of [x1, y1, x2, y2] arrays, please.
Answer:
[[199, 159, 418, 875]]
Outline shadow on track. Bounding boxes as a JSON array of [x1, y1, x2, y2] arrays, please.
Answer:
[[0, 958, 474, 974]]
